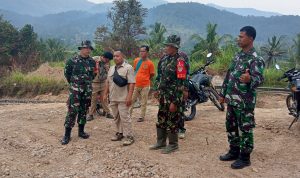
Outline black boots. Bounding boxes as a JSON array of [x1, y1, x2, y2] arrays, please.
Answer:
[[220, 146, 240, 161], [220, 147, 251, 169], [149, 129, 179, 154], [78, 124, 90, 139], [61, 125, 89, 145], [149, 128, 167, 150], [161, 132, 179, 154], [231, 152, 251, 169], [61, 127, 72, 145]]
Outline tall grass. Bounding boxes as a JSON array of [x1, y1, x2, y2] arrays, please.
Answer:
[[210, 46, 238, 74], [1, 71, 67, 97], [263, 68, 287, 87], [124, 55, 289, 88], [48, 61, 65, 68]]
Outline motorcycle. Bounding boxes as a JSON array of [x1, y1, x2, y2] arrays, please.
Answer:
[[276, 64, 300, 129], [184, 53, 225, 121]]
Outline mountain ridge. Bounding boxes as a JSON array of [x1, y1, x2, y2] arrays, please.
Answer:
[[1, 2, 299, 49]]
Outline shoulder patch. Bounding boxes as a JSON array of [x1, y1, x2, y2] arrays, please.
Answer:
[[177, 58, 187, 79]]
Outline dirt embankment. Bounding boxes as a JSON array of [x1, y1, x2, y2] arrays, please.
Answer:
[[27, 63, 65, 82], [0, 63, 67, 98]]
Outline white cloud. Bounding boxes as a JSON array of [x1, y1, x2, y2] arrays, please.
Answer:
[[87, 0, 300, 15]]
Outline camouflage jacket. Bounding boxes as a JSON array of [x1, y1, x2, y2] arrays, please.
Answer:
[[64, 55, 96, 91], [155, 53, 189, 106], [97, 60, 109, 82], [220, 48, 265, 109], [155, 52, 189, 90]]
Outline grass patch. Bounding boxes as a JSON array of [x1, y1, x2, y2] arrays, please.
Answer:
[[48, 61, 65, 68], [263, 68, 287, 88], [122, 56, 289, 88], [0, 71, 67, 97]]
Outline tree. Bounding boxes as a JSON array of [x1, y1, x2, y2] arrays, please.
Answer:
[[0, 16, 19, 57], [144, 22, 167, 58], [19, 24, 38, 55], [95, 0, 147, 57], [92, 44, 104, 57], [94, 25, 115, 52], [44, 39, 67, 62], [260, 35, 287, 68], [191, 23, 225, 61], [292, 34, 300, 68]]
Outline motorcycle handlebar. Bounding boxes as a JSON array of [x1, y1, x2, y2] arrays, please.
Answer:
[[191, 61, 214, 75], [191, 67, 204, 76], [277, 74, 287, 81], [277, 77, 283, 81]]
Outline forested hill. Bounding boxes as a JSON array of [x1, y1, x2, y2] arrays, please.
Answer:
[[1, 2, 299, 46]]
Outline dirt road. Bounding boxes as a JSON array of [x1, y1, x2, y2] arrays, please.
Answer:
[[0, 94, 299, 178]]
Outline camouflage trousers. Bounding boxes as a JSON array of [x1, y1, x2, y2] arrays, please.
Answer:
[[156, 97, 184, 134], [178, 115, 186, 133], [64, 89, 92, 128], [225, 105, 256, 153], [178, 100, 186, 133]]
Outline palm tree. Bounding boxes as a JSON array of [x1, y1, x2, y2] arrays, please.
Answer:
[[45, 39, 66, 62], [260, 35, 287, 68], [191, 23, 226, 61], [144, 22, 167, 58], [293, 34, 300, 68]]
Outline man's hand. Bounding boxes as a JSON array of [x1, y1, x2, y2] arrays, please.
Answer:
[[103, 81, 109, 102], [219, 97, 225, 104], [125, 96, 132, 107], [104, 64, 110, 71], [99, 95, 103, 102], [183, 90, 189, 101], [153, 91, 159, 99], [169, 103, 177, 112], [103, 94, 108, 103], [240, 69, 251, 83], [94, 61, 99, 74]]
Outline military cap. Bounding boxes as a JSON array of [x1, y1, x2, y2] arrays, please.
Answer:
[[78, 40, 94, 50], [164, 35, 181, 49], [102, 51, 113, 60]]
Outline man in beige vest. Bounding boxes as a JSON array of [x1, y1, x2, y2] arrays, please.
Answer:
[[87, 52, 114, 121], [104, 50, 135, 146]]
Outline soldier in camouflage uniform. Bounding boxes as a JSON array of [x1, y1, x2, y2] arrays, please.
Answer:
[[219, 26, 265, 169], [87, 52, 114, 121], [150, 35, 188, 154], [61, 40, 96, 145]]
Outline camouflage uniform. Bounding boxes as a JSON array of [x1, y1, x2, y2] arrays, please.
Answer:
[[178, 51, 190, 135], [220, 48, 264, 154], [87, 56, 113, 120], [64, 55, 96, 128], [150, 35, 188, 154], [156, 53, 188, 133]]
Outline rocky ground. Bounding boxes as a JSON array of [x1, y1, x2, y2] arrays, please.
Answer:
[[0, 93, 299, 178]]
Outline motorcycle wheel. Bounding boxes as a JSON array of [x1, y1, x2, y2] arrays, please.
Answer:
[[207, 87, 225, 111], [184, 103, 196, 121], [286, 94, 296, 113]]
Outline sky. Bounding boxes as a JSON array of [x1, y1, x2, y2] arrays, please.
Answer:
[[87, 0, 300, 15]]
